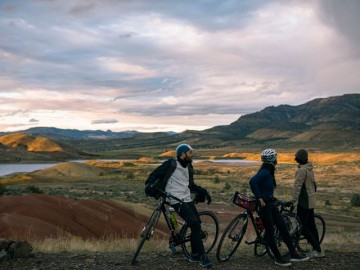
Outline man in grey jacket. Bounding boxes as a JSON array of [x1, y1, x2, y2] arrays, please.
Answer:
[[291, 149, 325, 258]]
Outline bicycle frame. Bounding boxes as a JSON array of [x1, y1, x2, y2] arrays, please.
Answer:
[[244, 210, 265, 246], [132, 189, 219, 265]]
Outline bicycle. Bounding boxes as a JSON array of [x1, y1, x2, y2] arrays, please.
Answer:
[[216, 192, 301, 262], [296, 213, 326, 253], [131, 187, 219, 265]]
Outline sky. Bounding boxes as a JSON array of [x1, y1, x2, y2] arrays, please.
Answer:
[[1, 0, 359, 133]]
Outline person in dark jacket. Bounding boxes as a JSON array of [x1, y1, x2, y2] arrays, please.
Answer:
[[291, 149, 325, 258], [144, 144, 212, 267], [249, 149, 309, 267]]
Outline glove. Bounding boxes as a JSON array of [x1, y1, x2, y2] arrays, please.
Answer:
[[194, 192, 206, 204], [205, 190, 212, 205], [145, 184, 158, 198], [195, 188, 211, 204]]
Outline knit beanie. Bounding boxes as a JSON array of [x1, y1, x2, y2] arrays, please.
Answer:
[[295, 149, 308, 163], [176, 144, 193, 156]]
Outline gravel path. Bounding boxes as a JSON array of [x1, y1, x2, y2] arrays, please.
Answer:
[[1, 250, 360, 270]]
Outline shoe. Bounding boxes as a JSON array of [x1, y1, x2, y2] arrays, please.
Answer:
[[309, 250, 325, 258], [188, 253, 201, 263], [199, 254, 213, 267], [275, 258, 292, 267], [290, 252, 309, 262]]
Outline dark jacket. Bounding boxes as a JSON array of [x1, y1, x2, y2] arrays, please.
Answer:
[[249, 164, 276, 201], [145, 158, 204, 196]]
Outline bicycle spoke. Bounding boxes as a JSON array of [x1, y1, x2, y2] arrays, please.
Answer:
[[181, 211, 219, 258], [216, 214, 247, 262], [131, 210, 161, 265], [297, 214, 326, 253]]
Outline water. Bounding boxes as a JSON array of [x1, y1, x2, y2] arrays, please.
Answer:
[[0, 163, 58, 177], [0, 159, 259, 177]]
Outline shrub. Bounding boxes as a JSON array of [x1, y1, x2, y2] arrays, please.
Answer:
[[0, 183, 6, 196], [126, 172, 135, 179], [24, 185, 44, 194], [224, 182, 231, 190], [351, 194, 360, 207], [213, 176, 220, 183]]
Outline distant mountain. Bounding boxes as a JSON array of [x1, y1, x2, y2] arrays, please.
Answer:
[[196, 93, 360, 149], [11, 127, 139, 141], [1, 94, 359, 158]]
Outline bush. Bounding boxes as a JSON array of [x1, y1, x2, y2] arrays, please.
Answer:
[[351, 194, 360, 207], [224, 182, 231, 190], [0, 183, 6, 196], [24, 185, 43, 194]]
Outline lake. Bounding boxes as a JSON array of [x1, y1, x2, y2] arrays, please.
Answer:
[[0, 159, 260, 177]]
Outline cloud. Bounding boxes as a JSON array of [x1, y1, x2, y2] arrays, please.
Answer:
[[0, 0, 358, 133], [91, 119, 118, 125], [29, 118, 39, 122]]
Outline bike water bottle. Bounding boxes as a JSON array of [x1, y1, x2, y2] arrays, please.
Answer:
[[169, 207, 178, 229], [255, 217, 264, 232]]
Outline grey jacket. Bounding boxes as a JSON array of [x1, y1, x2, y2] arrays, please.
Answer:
[[291, 162, 317, 209]]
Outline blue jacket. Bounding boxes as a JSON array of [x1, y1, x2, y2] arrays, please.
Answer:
[[249, 167, 275, 200]]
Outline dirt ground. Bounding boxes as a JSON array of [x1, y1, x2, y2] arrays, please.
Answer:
[[1, 250, 360, 270]]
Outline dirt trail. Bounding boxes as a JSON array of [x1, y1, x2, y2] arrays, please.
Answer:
[[1, 250, 360, 270]]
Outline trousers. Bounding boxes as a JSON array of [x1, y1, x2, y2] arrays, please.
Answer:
[[259, 202, 296, 260], [172, 201, 205, 256], [297, 205, 321, 252]]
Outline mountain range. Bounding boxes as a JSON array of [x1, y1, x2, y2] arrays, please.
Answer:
[[0, 94, 359, 161]]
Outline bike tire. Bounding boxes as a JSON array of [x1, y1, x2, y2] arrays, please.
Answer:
[[180, 211, 219, 258], [216, 213, 248, 263], [266, 212, 301, 259], [254, 230, 267, 257], [131, 209, 161, 265], [297, 214, 326, 253]]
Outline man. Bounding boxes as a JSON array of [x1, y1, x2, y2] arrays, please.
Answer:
[[145, 144, 212, 267]]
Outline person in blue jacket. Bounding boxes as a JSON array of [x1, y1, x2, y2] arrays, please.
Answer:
[[249, 149, 309, 267]]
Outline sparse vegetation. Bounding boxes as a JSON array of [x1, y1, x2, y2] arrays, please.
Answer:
[[351, 194, 360, 207], [24, 185, 43, 194]]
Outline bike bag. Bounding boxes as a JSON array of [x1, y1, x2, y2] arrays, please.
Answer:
[[232, 191, 257, 212]]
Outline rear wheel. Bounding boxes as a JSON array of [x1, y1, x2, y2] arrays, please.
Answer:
[[297, 214, 326, 253], [131, 210, 161, 265], [181, 211, 219, 258], [267, 212, 301, 259], [216, 213, 248, 262]]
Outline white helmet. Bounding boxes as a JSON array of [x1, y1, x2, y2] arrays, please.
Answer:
[[261, 149, 277, 163]]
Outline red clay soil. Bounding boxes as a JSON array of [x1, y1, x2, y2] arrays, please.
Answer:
[[0, 194, 168, 241]]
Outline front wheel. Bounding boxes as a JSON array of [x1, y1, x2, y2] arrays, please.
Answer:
[[180, 211, 219, 258], [297, 214, 326, 253], [131, 209, 161, 265], [254, 230, 267, 257], [216, 213, 248, 262]]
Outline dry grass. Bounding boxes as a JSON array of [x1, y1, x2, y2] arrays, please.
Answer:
[[2, 152, 360, 254]]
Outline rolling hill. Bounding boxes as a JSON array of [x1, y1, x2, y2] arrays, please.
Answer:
[[1, 94, 359, 159], [0, 133, 97, 162]]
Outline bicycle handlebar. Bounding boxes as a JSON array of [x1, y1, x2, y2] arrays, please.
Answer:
[[150, 184, 184, 204], [277, 200, 295, 212]]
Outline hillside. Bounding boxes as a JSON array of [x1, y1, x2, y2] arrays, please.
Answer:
[[0, 133, 97, 162], [0, 194, 167, 240]]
